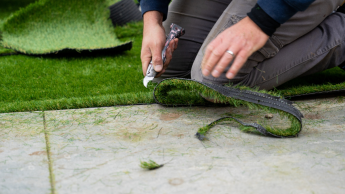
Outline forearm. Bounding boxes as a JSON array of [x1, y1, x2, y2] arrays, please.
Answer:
[[143, 11, 163, 27], [143, 11, 164, 41]]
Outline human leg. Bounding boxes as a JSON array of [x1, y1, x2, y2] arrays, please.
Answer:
[[242, 12, 345, 90], [191, 0, 345, 90], [153, 0, 232, 82]]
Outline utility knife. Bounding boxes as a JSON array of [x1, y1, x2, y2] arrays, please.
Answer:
[[143, 23, 185, 87]]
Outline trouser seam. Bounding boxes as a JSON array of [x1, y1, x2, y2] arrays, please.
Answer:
[[257, 39, 344, 85]]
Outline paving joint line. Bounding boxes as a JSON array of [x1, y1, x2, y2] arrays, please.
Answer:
[[42, 111, 56, 194]]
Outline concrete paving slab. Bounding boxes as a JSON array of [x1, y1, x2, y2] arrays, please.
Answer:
[[45, 98, 345, 194], [0, 112, 51, 194]]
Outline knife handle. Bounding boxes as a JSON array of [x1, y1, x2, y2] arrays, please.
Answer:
[[145, 23, 185, 77], [161, 23, 185, 63]]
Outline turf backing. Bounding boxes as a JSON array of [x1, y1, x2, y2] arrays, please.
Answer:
[[1, 0, 130, 54]]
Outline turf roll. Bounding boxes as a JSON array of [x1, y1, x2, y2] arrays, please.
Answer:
[[1, 0, 131, 55], [153, 78, 303, 139], [109, 0, 142, 26]]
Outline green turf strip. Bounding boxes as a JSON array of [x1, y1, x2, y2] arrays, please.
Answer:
[[0, 0, 37, 26], [0, 47, 16, 55], [1, 0, 129, 54], [0, 22, 152, 113], [153, 79, 301, 137], [0, 0, 37, 55], [0, 92, 153, 113], [275, 67, 345, 97], [106, 0, 122, 6]]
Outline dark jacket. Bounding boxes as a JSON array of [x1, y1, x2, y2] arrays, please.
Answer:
[[138, 0, 315, 24], [138, 0, 316, 36]]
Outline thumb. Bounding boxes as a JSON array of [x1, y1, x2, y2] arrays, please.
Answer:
[[151, 47, 163, 72]]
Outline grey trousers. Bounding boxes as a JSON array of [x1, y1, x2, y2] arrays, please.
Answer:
[[158, 0, 345, 90]]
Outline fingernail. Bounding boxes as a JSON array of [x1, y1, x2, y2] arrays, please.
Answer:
[[155, 65, 163, 72], [212, 70, 220, 77], [227, 72, 234, 79], [202, 69, 210, 76]]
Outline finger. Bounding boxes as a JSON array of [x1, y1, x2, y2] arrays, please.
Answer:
[[163, 46, 173, 68], [141, 48, 152, 76], [211, 42, 242, 78], [142, 58, 151, 76], [169, 40, 175, 53], [201, 39, 220, 71], [152, 45, 163, 72], [157, 46, 172, 77], [202, 38, 228, 76], [226, 49, 250, 79], [156, 65, 167, 77], [156, 69, 166, 78], [174, 38, 178, 50]]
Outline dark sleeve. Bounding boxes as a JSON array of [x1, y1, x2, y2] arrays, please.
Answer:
[[337, 4, 345, 14], [138, 0, 170, 21], [247, 0, 315, 36], [257, 0, 316, 24], [247, 4, 280, 36]]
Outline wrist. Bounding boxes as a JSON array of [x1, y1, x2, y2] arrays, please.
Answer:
[[143, 11, 164, 37], [247, 3, 280, 36], [235, 17, 267, 39], [143, 11, 163, 26]]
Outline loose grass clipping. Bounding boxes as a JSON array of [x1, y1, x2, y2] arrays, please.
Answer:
[[1, 0, 131, 54], [140, 160, 164, 170]]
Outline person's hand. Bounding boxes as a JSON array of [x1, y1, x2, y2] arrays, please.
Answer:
[[201, 16, 269, 79], [141, 11, 178, 77]]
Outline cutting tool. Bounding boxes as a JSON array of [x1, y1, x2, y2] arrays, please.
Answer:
[[143, 23, 185, 87]]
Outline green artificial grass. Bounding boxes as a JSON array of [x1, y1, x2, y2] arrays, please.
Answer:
[[276, 67, 345, 97], [140, 160, 164, 170], [154, 79, 301, 137], [0, 0, 345, 114], [1, 0, 130, 54], [106, 0, 139, 6], [0, 21, 153, 113], [0, 0, 37, 26], [0, 47, 17, 55], [0, 0, 37, 55]]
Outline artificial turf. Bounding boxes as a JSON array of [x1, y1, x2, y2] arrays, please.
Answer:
[[0, 0, 345, 113], [275, 67, 345, 97], [0, 0, 36, 55], [0, 0, 37, 27], [0, 21, 153, 113], [1, 0, 130, 54]]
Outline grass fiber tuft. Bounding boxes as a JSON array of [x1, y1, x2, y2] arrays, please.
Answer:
[[140, 160, 163, 170]]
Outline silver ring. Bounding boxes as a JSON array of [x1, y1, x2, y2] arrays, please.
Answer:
[[226, 50, 235, 57]]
